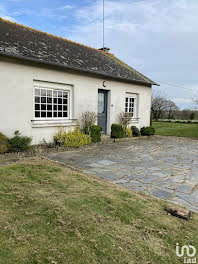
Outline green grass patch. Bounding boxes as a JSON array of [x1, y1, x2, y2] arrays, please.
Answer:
[[0, 158, 198, 263], [153, 121, 198, 138]]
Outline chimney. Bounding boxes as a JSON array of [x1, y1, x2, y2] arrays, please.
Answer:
[[98, 47, 110, 53]]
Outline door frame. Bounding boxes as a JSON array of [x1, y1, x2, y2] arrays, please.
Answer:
[[98, 89, 108, 134]]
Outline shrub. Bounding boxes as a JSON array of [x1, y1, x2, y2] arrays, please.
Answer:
[[90, 125, 102, 143], [81, 111, 97, 134], [140, 126, 155, 136], [0, 132, 8, 154], [111, 124, 124, 138], [54, 127, 91, 147], [124, 126, 132, 138], [119, 112, 132, 126], [190, 112, 195, 120], [131, 126, 140, 137], [8, 131, 32, 152]]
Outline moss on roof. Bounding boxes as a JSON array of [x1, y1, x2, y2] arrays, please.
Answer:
[[0, 17, 156, 85]]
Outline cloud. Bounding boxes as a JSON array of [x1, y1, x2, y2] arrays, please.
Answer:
[[62, 5, 73, 9], [1, 15, 17, 22], [64, 0, 198, 109], [173, 98, 193, 103]]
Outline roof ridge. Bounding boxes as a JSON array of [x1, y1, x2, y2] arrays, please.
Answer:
[[104, 53, 156, 84], [0, 17, 103, 53]]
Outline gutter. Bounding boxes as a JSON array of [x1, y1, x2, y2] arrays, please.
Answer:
[[0, 51, 158, 86]]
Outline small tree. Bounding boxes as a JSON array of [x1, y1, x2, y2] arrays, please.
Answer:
[[80, 111, 97, 134], [118, 112, 132, 126]]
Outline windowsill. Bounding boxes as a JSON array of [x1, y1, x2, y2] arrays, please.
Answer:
[[130, 118, 140, 123], [31, 119, 77, 128]]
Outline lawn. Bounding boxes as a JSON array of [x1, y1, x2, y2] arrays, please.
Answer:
[[153, 121, 198, 138], [0, 158, 198, 264]]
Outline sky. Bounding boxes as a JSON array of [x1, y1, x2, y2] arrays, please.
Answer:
[[1, 0, 198, 109]]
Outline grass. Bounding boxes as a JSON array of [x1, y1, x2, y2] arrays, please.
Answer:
[[0, 158, 198, 264], [153, 121, 198, 138]]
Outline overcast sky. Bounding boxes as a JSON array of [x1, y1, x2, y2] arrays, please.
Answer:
[[1, 0, 198, 109]]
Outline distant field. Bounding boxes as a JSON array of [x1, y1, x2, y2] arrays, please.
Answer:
[[153, 121, 198, 138]]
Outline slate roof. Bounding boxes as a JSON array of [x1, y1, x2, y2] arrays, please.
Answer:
[[0, 18, 156, 85]]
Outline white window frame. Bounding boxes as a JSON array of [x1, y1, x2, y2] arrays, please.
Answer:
[[125, 94, 137, 118], [33, 80, 73, 122]]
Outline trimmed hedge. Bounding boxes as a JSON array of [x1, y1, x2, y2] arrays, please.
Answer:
[[90, 125, 102, 143], [140, 126, 155, 136], [131, 126, 140, 137], [111, 124, 124, 138], [0, 132, 8, 154]]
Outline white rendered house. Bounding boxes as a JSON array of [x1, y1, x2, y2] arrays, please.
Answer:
[[0, 18, 157, 144]]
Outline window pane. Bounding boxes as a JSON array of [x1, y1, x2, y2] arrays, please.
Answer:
[[53, 98, 57, 104], [41, 112, 46, 117], [63, 99, 67, 105], [58, 91, 62, 97], [35, 104, 40, 110], [41, 97, 46, 103], [47, 105, 52, 111], [47, 112, 52, 118], [35, 97, 40, 103], [54, 112, 57, 117], [126, 98, 128, 102], [63, 92, 67, 98], [58, 112, 62, 117], [41, 89, 46, 96], [47, 90, 52, 96], [63, 105, 67, 111], [47, 97, 52, 104], [98, 93, 104, 114], [35, 89, 40, 96], [53, 105, 57, 111], [41, 104, 46, 110], [35, 111, 40, 117], [53, 91, 57, 97], [125, 108, 128, 112], [63, 112, 67, 117], [58, 105, 62, 111], [58, 98, 62, 104]]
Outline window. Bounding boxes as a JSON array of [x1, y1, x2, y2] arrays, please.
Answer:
[[125, 96, 136, 117], [34, 87, 69, 119]]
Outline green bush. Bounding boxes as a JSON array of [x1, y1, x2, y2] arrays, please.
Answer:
[[131, 126, 140, 137], [54, 127, 92, 147], [111, 124, 124, 138], [140, 126, 155, 136], [8, 131, 32, 152], [124, 126, 132, 138], [90, 125, 102, 143], [0, 132, 8, 154]]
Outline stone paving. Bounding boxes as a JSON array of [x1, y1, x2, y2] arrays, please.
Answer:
[[45, 136, 198, 213]]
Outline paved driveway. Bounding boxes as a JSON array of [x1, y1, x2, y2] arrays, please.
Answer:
[[45, 136, 198, 212]]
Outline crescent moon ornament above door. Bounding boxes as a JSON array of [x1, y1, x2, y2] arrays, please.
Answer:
[[103, 81, 107, 87]]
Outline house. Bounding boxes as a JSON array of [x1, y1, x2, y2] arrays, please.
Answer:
[[0, 18, 157, 144]]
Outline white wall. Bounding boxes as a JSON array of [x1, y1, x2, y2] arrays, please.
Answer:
[[0, 57, 152, 144]]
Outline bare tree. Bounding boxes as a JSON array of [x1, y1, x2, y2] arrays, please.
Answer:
[[193, 97, 198, 106], [166, 100, 179, 119], [151, 92, 179, 120], [151, 93, 168, 120]]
